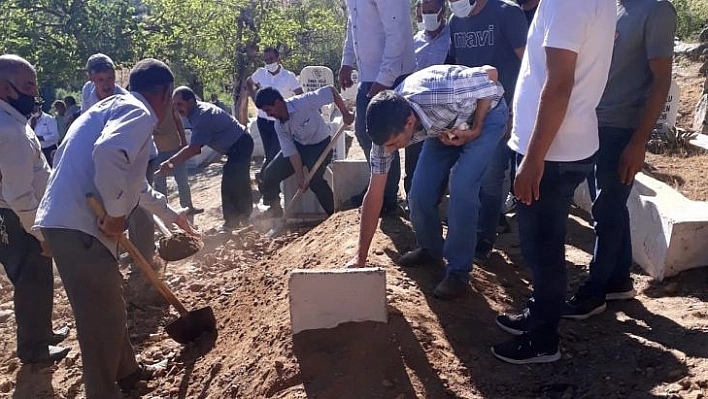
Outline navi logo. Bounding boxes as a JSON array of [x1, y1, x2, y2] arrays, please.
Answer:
[[453, 25, 495, 48]]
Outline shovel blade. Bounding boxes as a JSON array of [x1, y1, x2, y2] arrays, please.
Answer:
[[164, 307, 217, 344]]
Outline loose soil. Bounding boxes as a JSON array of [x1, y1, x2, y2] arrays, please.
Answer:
[[158, 232, 204, 262], [1, 156, 706, 398]]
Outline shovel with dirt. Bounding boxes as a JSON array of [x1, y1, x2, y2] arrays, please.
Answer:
[[86, 194, 216, 344]]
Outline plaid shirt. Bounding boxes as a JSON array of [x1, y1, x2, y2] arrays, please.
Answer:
[[370, 65, 504, 174]]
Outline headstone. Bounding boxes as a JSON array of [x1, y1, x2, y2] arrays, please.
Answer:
[[299, 66, 334, 93], [655, 79, 680, 132], [693, 93, 708, 135], [340, 70, 359, 102]]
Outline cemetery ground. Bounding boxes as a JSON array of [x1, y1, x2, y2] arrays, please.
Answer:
[[0, 58, 707, 398]]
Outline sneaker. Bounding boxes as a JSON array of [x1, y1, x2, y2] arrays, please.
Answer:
[[492, 334, 561, 365], [48, 326, 70, 346], [433, 275, 468, 300], [118, 359, 167, 392], [496, 309, 529, 336], [398, 248, 443, 268], [20, 345, 71, 364], [562, 289, 607, 320], [186, 206, 204, 215], [605, 279, 636, 301], [502, 192, 517, 214]]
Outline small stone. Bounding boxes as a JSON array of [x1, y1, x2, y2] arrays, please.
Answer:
[[0, 379, 12, 393], [374, 249, 384, 255], [382, 379, 394, 388], [0, 309, 13, 323], [189, 282, 204, 292]]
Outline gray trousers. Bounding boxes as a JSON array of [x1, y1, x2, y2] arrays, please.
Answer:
[[43, 228, 138, 399], [0, 208, 53, 361]]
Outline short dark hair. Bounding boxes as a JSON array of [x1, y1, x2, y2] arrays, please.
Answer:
[[64, 96, 76, 106], [366, 91, 412, 145], [254, 87, 284, 109], [129, 58, 174, 94], [53, 100, 66, 110], [263, 46, 280, 58], [173, 86, 196, 101]]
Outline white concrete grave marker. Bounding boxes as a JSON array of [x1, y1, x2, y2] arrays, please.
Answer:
[[655, 79, 680, 132], [340, 69, 359, 102], [299, 66, 334, 93]]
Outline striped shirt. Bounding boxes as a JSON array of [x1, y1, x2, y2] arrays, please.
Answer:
[[370, 65, 504, 174]]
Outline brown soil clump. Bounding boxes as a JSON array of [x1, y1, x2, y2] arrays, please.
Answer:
[[158, 232, 204, 261]]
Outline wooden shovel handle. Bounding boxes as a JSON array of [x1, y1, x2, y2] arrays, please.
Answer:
[[86, 194, 189, 316]]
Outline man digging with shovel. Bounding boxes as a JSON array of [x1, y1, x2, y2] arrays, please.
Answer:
[[254, 85, 354, 218], [35, 59, 198, 398]]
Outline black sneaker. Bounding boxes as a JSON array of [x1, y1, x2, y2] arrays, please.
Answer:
[[492, 334, 561, 365], [496, 308, 529, 336], [186, 206, 204, 215], [118, 359, 167, 392], [398, 248, 443, 268], [605, 279, 636, 301], [562, 289, 606, 320]]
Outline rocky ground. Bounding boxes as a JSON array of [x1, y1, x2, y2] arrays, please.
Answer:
[[1, 60, 707, 399]]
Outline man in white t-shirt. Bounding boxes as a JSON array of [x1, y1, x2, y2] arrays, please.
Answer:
[[247, 47, 303, 212], [492, 0, 615, 364]]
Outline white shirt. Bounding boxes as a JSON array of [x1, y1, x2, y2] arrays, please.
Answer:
[[31, 112, 59, 149], [250, 66, 301, 120], [341, 0, 417, 86], [35, 93, 178, 257], [0, 100, 50, 241], [80, 81, 129, 113], [508, 0, 616, 161]]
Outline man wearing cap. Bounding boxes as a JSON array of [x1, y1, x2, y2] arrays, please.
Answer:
[[36, 59, 196, 397], [81, 53, 128, 113], [0, 54, 70, 366], [157, 86, 254, 229], [29, 100, 60, 165]]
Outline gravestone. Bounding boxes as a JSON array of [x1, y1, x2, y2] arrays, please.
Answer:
[[655, 79, 680, 132]]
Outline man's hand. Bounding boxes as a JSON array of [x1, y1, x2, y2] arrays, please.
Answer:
[[366, 82, 389, 98], [99, 215, 126, 239], [618, 139, 646, 185], [345, 255, 366, 269], [297, 174, 309, 193], [514, 157, 545, 205], [155, 162, 172, 177], [338, 65, 354, 89], [174, 211, 200, 236], [438, 126, 482, 146], [39, 240, 52, 258], [342, 110, 355, 126]]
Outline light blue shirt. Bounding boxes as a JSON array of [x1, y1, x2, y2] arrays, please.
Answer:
[[35, 92, 178, 257], [414, 24, 451, 71], [341, 0, 417, 86], [188, 101, 246, 155], [80, 81, 129, 113], [275, 87, 334, 158]]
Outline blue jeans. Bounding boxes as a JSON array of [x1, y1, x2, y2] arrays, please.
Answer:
[[515, 154, 595, 338], [409, 100, 508, 283], [586, 127, 634, 297], [356, 81, 401, 204], [153, 150, 194, 209], [477, 135, 512, 247]]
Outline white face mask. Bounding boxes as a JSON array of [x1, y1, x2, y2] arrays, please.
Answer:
[[423, 10, 442, 31], [418, 21, 426, 31], [265, 62, 279, 73], [449, 0, 476, 18]]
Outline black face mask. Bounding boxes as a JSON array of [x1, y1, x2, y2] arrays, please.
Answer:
[[6, 82, 35, 119]]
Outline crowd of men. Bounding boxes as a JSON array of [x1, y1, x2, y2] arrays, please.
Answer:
[[0, 0, 677, 395]]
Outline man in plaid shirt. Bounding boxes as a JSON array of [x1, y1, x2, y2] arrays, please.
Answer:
[[346, 64, 508, 299]]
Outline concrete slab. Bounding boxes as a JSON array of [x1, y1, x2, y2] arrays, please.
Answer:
[[329, 159, 371, 211], [574, 172, 708, 280], [289, 267, 387, 334]]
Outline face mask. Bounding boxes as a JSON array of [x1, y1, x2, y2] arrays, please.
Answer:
[[449, 0, 476, 18], [417, 22, 426, 31], [423, 10, 442, 31], [265, 62, 279, 73], [6, 82, 35, 118]]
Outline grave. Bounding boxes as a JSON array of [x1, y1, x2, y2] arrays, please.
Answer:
[[289, 267, 387, 334]]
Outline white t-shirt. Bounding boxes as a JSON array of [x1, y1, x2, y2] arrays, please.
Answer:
[[250, 66, 302, 120], [507, 0, 616, 161]]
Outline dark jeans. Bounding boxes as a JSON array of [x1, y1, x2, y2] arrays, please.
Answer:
[[404, 141, 424, 197], [223, 134, 254, 226], [515, 153, 595, 339], [258, 117, 281, 205], [128, 157, 158, 260], [586, 127, 634, 297], [0, 208, 54, 362], [356, 78, 407, 204], [259, 137, 334, 215]]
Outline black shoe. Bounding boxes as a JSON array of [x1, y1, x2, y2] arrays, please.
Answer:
[[492, 334, 561, 365], [48, 326, 70, 346], [433, 275, 468, 300], [474, 239, 493, 266], [496, 309, 529, 336], [398, 248, 443, 268], [186, 206, 204, 215], [562, 288, 606, 320], [605, 279, 636, 300], [21, 345, 71, 364], [118, 359, 167, 392], [497, 214, 511, 234]]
